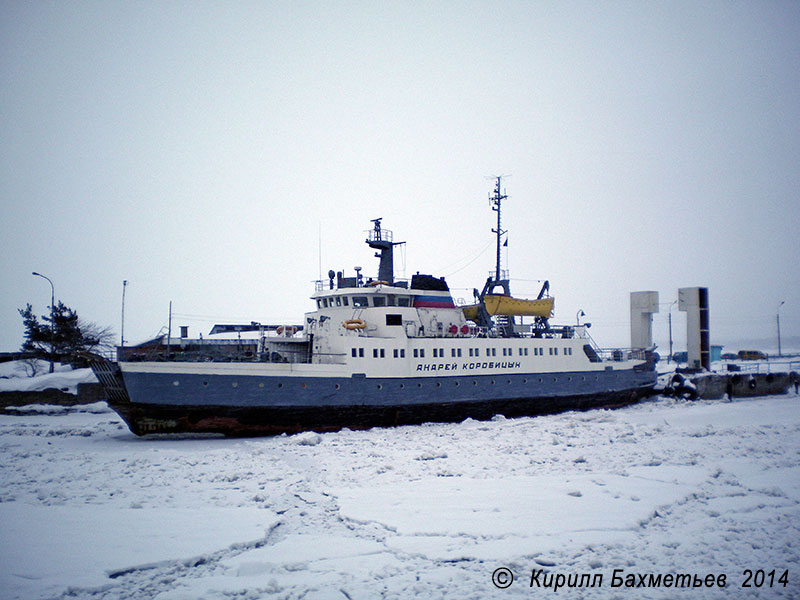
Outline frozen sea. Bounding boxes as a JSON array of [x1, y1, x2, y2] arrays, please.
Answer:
[[1, 384, 798, 598]]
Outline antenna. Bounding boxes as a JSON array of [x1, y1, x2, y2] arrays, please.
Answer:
[[167, 301, 172, 359]]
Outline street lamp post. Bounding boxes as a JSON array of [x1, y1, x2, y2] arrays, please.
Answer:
[[31, 271, 55, 373], [668, 300, 677, 364], [121, 280, 128, 348], [777, 301, 785, 358]]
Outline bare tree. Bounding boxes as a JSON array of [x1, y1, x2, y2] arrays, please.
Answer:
[[78, 319, 117, 358]]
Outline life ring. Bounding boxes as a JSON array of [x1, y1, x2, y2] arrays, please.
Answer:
[[343, 319, 367, 330], [460, 324, 469, 335], [276, 325, 297, 336], [369, 280, 390, 287], [448, 324, 458, 335]]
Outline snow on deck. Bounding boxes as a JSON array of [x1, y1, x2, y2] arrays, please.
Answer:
[[1, 393, 798, 599]]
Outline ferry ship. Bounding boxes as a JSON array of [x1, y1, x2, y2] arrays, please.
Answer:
[[91, 179, 658, 436]]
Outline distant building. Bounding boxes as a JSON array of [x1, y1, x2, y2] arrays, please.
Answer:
[[673, 345, 723, 364]]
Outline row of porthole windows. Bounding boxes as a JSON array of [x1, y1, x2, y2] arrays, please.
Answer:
[[353, 346, 574, 360], [444, 346, 573, 358], [174, 374, 600, 389], [351, 348, 408, 358]]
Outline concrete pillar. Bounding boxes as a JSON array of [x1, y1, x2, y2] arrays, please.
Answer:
[[679, 287, 710, 370], [630, 291, 659, 349]]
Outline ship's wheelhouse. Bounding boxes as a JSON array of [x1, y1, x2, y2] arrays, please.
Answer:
[[315, 291, 414, 310]]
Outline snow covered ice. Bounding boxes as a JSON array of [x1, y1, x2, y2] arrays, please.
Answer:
[[1, 392, 798, 598]]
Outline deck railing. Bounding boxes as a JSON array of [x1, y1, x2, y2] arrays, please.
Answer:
[[718, 358, 800, 374], [594, 348, 649, 362]]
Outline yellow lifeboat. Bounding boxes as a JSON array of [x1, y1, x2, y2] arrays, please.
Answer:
[[462, 304, 480, 321], [462, 295, 554, 321]]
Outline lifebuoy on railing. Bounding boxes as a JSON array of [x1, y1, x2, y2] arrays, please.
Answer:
[[460, 324, 469, 335], [368, 280, 389, 287], [276, 325, 297, 336], [448, 324, 458, 335], [343, 319, 367, 330]]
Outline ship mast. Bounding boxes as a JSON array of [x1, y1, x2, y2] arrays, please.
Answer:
[[490, 176, 508, 283], [477, 176, 512, 298]]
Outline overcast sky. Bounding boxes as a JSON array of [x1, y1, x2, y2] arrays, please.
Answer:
[[2, 1, 799, 355]]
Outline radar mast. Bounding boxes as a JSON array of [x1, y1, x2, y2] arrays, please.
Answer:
[[491, 176, 508, 283]]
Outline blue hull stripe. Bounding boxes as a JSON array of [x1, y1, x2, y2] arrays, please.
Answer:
[[122, 369, 656, 409]]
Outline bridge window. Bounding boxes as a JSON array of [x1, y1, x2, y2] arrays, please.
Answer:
[[353, 296, 368, 308], [386, 314, 402, 326], [372, 296, 386, 307], [397, 297, 410, 307]]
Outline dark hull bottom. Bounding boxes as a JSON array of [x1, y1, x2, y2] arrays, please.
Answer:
[[109, 388, 653, 437]]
